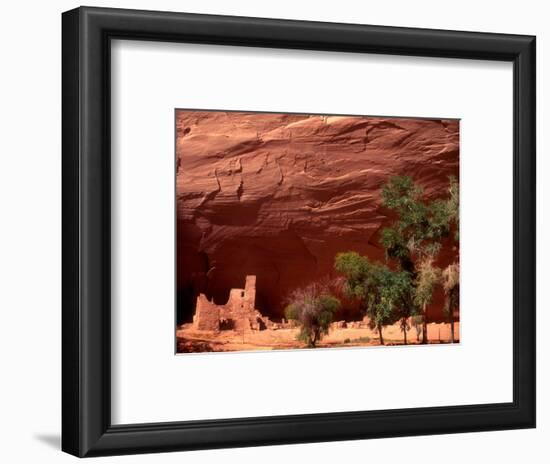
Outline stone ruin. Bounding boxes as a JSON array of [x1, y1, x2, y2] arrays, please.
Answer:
[[192, 277, 376, 334], [192, 275, 274, 332], [330, 315, 371, 330]]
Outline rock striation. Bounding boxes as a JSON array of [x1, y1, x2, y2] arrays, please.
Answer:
[[176, 110, 459, 323]]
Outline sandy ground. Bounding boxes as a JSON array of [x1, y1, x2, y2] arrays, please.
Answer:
[[176, 321, 460, 353]]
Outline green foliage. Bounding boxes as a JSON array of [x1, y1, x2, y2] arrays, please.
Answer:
[[333, 175, 459, 345], [380, 227, 410, 262], [381, 175, 423, 211], [335, 252, 411, 332], [447, 176, 459, 241], [381, 175, 458, 340], [427, 200, 452, 239], [335, 175, 459, 344], [334, 252, 371, 300], [381, 175, 453, 264], [284, 284, 341, 348], [284, 304, 298, 321]]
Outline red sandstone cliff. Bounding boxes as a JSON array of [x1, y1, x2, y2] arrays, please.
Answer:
[[176, 111, 459, 323]]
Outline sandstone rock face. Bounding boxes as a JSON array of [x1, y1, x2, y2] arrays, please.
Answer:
[[176, 111, 459, 323]]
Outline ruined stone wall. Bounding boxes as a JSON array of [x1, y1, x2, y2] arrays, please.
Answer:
[[226, 288, 246, 313], [193, 294, 220, 331], [192, 276, 270, 332], [224, 277, 257, 322]]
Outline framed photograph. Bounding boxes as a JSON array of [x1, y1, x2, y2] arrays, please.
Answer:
[[62, 6, 536, 457]]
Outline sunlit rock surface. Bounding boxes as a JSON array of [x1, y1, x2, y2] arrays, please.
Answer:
[[176, 111, 459, 323]]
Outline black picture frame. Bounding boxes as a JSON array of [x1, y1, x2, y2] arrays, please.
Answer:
[[62, 6, 536, 457]]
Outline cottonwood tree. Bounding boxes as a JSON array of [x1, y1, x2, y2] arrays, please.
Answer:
[[380, 175, 454, 343], [334, 252, 410, 345], [284, 283, 340, 348]]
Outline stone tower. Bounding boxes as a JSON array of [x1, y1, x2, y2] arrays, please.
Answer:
[[243, 275, 256, 312]]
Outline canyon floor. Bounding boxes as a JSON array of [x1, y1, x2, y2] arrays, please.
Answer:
[[176, 321, 460, 353]]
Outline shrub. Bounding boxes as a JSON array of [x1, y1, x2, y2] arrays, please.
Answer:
[[285, 283, 340, 348]]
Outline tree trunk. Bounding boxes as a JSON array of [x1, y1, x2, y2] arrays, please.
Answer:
[[421, 302, 428, 344], [402, 318, 407, 345], [310, 329, 319, 348], [378, 324, 385, 345]]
